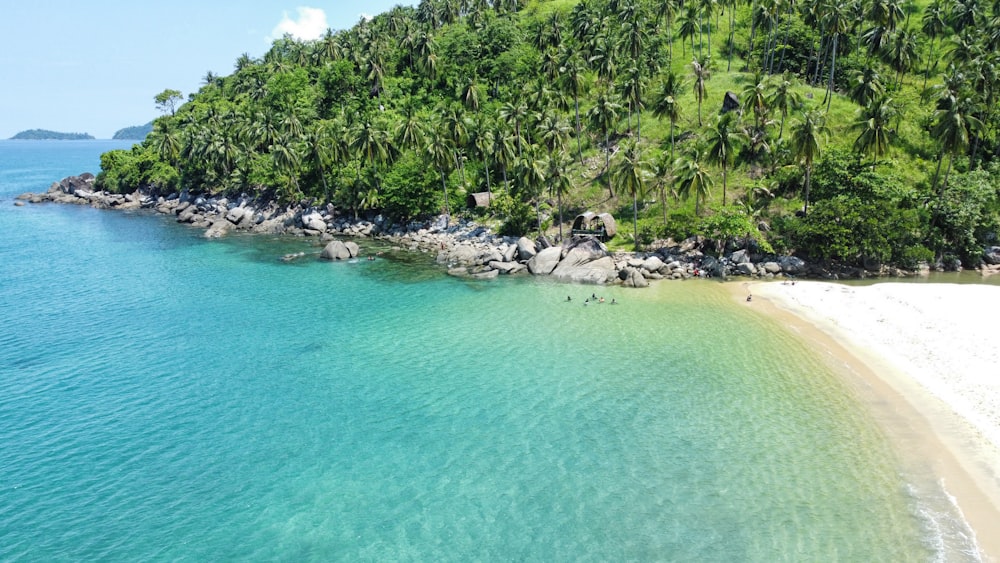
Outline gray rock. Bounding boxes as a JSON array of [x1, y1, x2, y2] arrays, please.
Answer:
[[778, 256, 807, 274], [624, 267, 649, 288], [641, 256, 665, 272], [204, 218, 233, 238], [469, 268, 500, 280], [489, 261, 527, 275], [527, 246, 562, 275], [344, 241, 360, 258], [762, 261, 782, 274], [736, 262, 757, 276], [320, 240, 352, 260], [516, 237, 537, 261], [984, 246, 1000, 265], [552, 256, 616, 284], [730, 249, 751, 264], [502, 243, 518, 263]]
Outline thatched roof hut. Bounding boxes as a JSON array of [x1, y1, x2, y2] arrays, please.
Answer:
[[466, 191, 494, 208], [571, 211, 617, 240]]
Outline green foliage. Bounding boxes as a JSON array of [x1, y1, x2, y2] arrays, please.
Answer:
[[775, 195, 924, 265], [700, 205, 774, 254], [96, 146, 179, 193], [381, 152, 443, 221], [11, 129, 93, 140], [154, 89, 183, 115], [932, 167, 1000, 265]]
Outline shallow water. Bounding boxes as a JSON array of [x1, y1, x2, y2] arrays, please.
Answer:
[[0, 141, 979, 561]]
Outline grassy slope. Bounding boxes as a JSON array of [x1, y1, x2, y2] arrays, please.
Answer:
[[514, 0, 943, 248]]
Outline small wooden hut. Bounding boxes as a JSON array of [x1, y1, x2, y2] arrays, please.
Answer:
[[571, 212, 617, 241], [466, 191, 494, 208]]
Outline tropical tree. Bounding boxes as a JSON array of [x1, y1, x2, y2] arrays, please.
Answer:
[[930, 95, 983, 222], [612, 141, 648, 249], [652, 71, 683, 163], [587, 89, 622, 197], [851, 96, 897, 167], [544, 150, 574, 240], [768, 73, 802, 140], [790, 109, 827, 214], [674, 148, 714, 215], [704, 112, 744, 206]]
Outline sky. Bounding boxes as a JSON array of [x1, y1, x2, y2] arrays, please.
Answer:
[[0, 1, 415, 139]]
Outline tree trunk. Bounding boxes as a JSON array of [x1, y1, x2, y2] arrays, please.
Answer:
[[441, 169, 450, 226], [803, 163, 812, 214], [575, 93, 583, 165], [826, 35, 839, 113]]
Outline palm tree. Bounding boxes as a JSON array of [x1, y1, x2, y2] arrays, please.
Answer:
[[768, 73, 802, 140], [270, 137, 302, 202], [821, 0, 850, 113], [674, 148, 714, 215], [849, 67, 886, 107], [559, 51, 589, 164], [930, 95, 983, 220], [884, 29, 918, 88], [790, 109, 827, 214], [691, 58, 711, 126], [921, 0, 946, 89], [652, 72, 683, 163], [649, 150, 676, 226], [424, 121, 455, 224], [612, 141, 648, 249], [851, 96, 897, 168], [544, 150, 574, 240], [517, 144, 548, 236], [704, 112, 744, 206], [587, 90, 622, 198], [499, 100, 528, 158]]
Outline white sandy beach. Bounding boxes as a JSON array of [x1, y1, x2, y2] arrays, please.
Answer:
[[751, 281, 1000, 560]]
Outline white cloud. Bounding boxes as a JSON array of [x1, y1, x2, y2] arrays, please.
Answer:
[[269, 7, 328, 42]]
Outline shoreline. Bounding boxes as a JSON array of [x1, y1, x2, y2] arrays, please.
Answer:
[[744, 281, 1000, 561]]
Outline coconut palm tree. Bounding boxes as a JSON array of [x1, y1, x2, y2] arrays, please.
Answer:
[[613, 141, 648, 249], [921, 0, 946, 89], [706, 112, 745, 208], [930, 95, 982, 219], [849, 67, 886, 107], [768, 73, 802, 140], [790, 109, 827, 214], [652, 71, 683, 163], [587, 89, 622, 198], [559, 51, 589, 164], [674, 148, 714, 215], [851, 96, 897, 168], [423, 120, 455, 224], [544, 150, 574, 240]]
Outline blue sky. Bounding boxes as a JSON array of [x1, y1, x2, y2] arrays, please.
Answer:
[[1, 1, 414, 139]]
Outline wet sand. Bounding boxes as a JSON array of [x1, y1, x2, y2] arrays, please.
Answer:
[[743, 281, 1000, 561]]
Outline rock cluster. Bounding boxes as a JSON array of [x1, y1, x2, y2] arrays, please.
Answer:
[[19, 174, 1000, 284]]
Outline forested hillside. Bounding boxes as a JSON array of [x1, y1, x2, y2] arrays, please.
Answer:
[[97, 0, 1000, 268]]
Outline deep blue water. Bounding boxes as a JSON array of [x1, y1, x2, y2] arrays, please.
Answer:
[[0, 140, 979, 561]]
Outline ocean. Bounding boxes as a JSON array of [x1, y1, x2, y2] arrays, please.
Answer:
[[0, 140, 981, 561]]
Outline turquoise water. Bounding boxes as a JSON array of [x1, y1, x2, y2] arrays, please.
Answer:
[[0, 141, 977, 561]]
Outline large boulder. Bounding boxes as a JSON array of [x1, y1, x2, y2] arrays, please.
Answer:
[[641, 256, 665, 273], [439, 243, 483, 266], [552, 253, 616, 284], [516, 237, 537, 261], [622, 267, 649, 288], [320, 240, 354, 260], [735, 262, 757, 276], [730, 249, 752, 264], [301, 212, 327, 232], [778, 255, 807, 274], [489, 261, 527, 275], [984, 246, 1000, 265], [527, 246, 562, 275], [549, 236, 613, 283]]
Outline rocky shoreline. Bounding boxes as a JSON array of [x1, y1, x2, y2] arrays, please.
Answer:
[[17, 174, 1000, 284]]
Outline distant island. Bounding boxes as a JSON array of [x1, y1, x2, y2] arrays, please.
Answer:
[[112, 122, 153, 140], [11, 129, 94, 140]]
